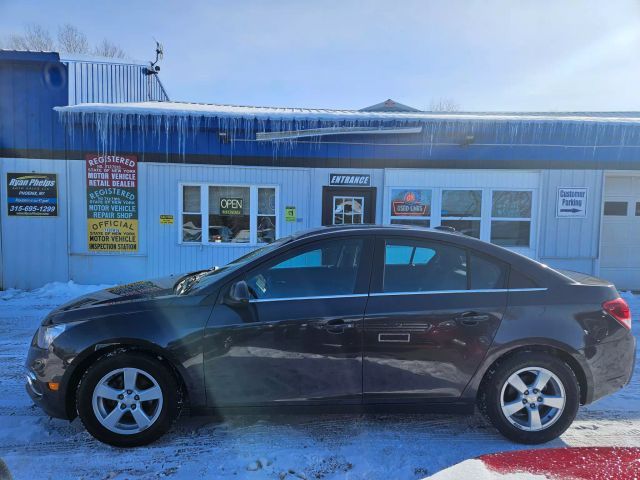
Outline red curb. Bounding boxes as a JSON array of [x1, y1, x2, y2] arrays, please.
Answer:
[[479, 447, 640, 480]]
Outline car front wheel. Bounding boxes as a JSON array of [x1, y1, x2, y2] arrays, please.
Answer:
[[76, 351, 180, 447], [479, 351, 580, 444]]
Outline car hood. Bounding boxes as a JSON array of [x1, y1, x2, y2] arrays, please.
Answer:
[[48, 275, 183, 322]]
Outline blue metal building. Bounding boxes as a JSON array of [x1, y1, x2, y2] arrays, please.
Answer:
[[1, 50, 639, 289]]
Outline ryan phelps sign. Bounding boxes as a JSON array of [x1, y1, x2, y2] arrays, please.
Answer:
[[86, 154, 138, 252], [7, 173, 58, 216]]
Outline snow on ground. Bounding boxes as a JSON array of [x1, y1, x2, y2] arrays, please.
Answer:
[[0, 282, 638, 480]]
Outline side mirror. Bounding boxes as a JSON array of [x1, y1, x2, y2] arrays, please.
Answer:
[[225, 280, 251, 306]]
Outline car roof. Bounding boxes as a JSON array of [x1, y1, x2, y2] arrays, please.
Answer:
[[291, 224, 459, 240]]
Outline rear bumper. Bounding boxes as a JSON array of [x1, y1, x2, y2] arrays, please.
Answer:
[[582, 332, 636, 405], [25, 345, 71, 420]]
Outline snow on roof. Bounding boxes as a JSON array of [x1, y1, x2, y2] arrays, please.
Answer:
[[55, 101, 640, 124], [59, 53, 148, 66], [0, 49, 147, 66]]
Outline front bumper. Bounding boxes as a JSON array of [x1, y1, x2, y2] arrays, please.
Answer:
[[25, 345, 71, 420]]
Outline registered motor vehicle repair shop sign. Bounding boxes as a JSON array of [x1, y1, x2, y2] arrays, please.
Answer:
[[85, 154, 138, 252]]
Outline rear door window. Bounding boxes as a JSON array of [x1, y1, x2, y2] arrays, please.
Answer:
[[508, 269, 539, 289], [469, 252, 508, 289], [382, 238, 467, 292]]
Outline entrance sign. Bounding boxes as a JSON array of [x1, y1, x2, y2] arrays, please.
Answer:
[[556, 188, 587, 218], [7, 173, 58, 216], [86, 154, 138, 252], [329, 173, 371, 186]]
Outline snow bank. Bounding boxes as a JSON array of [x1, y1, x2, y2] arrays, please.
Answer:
[[0, 281, 111, 304]]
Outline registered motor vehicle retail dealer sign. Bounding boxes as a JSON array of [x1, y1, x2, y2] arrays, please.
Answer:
[[556, 187, 588, 218], [7, 173, 58, 216], [86, 154, 138, 252]]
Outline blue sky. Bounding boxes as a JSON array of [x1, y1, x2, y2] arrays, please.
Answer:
[[2, 0, 640, 111]]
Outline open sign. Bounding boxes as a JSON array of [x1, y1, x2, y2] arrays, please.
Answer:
[[220, 197, 243, 215]]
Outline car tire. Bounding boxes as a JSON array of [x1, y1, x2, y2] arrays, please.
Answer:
[[76, 351, 180, 447], [478, 351, 579, 444]]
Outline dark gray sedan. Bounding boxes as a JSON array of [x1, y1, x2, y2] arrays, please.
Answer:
[[25, 225, 635, 447]]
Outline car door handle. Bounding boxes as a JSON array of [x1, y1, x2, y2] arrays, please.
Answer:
[[324, 319, 354, 333], [456, 311, 491, 326]]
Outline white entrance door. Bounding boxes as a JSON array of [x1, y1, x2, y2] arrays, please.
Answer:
[[600, 175, 640, 290]]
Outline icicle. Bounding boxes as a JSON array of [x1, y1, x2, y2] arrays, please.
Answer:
[[55, 107, 640, 167]]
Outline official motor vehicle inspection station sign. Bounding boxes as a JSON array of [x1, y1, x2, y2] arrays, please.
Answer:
[[86, 154, 138, 252], [7, 173, 58, 216]]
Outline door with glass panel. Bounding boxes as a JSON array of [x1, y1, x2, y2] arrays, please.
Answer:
[[363, 236, 508, 402], [322, 186, 376, 226], [441, 189, 482, 238], [204, 236, 373, 406], [333, 196, 365, 225]]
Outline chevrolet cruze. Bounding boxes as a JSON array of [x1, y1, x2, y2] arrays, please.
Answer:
[[25, 225, 635, 447]]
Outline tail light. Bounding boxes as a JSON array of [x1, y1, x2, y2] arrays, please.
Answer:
[[602, 298, 632, 330]]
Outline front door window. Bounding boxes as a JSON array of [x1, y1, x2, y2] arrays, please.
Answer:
[[245, 238, 364, 300], [333, 196, 365, 225]]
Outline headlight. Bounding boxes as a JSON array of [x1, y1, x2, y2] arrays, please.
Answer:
[[36, 322, 83, 349]]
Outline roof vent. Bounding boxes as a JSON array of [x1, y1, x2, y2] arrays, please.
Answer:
[[359, 99, 421, 113]]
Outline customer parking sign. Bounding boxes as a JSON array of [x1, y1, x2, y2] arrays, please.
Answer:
[[556, 188, 587, 218]]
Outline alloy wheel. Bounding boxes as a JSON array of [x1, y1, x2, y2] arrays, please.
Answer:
[[499, 366, 566, 432], [91, 367, 164, 435]]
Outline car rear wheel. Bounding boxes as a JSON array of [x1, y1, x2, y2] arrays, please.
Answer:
[[76, 351, 180, 447], [479, 351, 579, 444]]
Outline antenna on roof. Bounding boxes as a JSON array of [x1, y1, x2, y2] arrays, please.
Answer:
[[144, 40, 163, 75]]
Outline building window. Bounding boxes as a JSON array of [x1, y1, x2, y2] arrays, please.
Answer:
[[490, 191, 532, 247], [389, 189, 431, 227], [604, 201, 628, 216], [181, 184, 278, 245], [209, 186, 250, 243], [182, 186, 202, 242], [333, 196, 365, 225], [258, 187, 277, 243], [441, 190, 482, 238]]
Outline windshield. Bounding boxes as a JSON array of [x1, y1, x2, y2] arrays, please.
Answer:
[[228, 236, 293, 265], [182, 235, 293, 293]]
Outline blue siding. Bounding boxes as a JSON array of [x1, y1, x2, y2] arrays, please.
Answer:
[[0, 52, 68, 155], [0, 51, 168, 158], [59, 117, 640, 170]]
